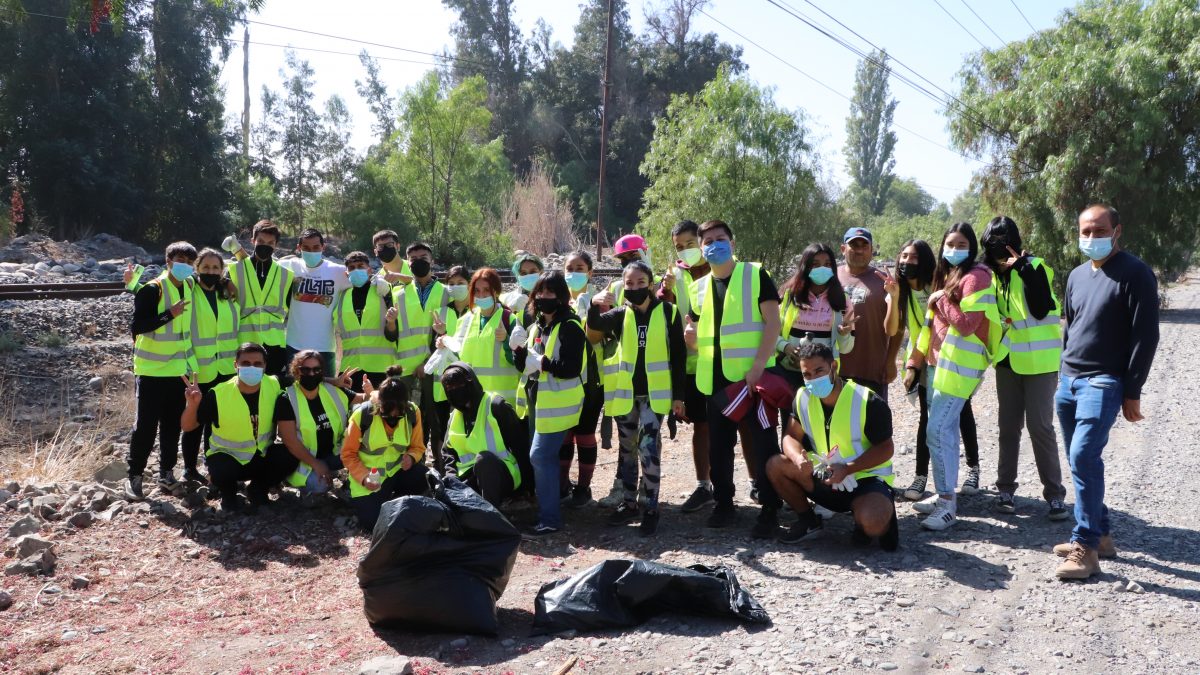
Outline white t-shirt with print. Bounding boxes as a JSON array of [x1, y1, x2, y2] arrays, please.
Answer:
[[279, 257, 349, 352]]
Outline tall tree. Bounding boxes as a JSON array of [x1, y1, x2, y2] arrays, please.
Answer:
[[276, 50, 321, 229], [949, 0, 1200, 277], [844, 48, 897, 216], [312, 95, 357, 235], [354, 51, 396, 147]]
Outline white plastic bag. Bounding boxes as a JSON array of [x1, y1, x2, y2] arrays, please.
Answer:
[[423, 347, 456, 377], [508, 323, 528, 351]]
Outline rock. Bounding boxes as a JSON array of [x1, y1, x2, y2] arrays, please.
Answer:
[[43, 584, 62, 594], [34, 261, 50, 273], [6, 515, 41, 538], [3, 482, 17, 494], [1125, 581, 1145, 594], [93, 460, 129, 486], [60, 630, 78, 640], [70, 575, 91, 590], [961, 667, 984, 673], [5, 548, 56, 576], [12, 534, 54, 559], [62, 263, 81, 274], [1111, 581, 1125, 593], [137, 520, 149, 529], [895, 597, 915, 607], [0, 490, 11, 503], [88, 493, 111, 512], [87, 376, 104, 392], [32, 495, 64, 510], [50, 265, 64, 274], [880, 663, 899, 671], [0, 590, 11, 610], [68, 512, 94, 529], [156, 501, 179, 518], [449, 638, 469, 648], [357, 656, 413, 675]]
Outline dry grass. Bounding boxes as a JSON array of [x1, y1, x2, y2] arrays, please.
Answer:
[[503, 159, 580, 256]]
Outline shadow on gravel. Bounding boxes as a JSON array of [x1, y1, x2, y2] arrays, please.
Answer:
[[1158, 307, 1200, 325], [368, 607, 540, 669]]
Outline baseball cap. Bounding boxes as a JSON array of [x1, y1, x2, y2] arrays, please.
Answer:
[[843, 227, 873, 244], [614, 234, 648, 256]]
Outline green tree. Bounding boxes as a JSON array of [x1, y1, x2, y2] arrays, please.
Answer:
[[638, 65, 832, 273], [882, 177, 936, 217], [275, 51, 321, 229], [354, 51, 396, 147], [844, 49, 897, 216], [311, 95, 358, 236], [948, 0, 1200, 276]]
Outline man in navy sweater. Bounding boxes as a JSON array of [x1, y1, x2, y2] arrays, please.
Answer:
[[1054, 204, 1159, 580]]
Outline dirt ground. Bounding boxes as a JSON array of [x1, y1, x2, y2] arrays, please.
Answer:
[[1, 276, 1199, 674]]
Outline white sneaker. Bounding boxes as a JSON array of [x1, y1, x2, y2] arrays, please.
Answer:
[[812, 504, 835, 520], [597, 479, 624, 508], [912, 495, 940, 514], [921, 500, 958, 531]]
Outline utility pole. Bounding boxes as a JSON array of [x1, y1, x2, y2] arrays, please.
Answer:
[[595, 0, 614, 259], [241, 26, 251, 177]]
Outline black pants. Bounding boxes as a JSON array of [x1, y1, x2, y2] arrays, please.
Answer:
[[707, 395, 782, 510], [127, 375, 187, 478], [915, 383, 979, 475], [463, 452, 516, 506], [206, 443, 299, 500], [179, 380, 219, 473], [265, 345, 290, 382], [402, 374, 448, 465], [352, 464, 430, 532]]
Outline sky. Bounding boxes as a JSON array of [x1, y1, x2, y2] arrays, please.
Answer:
[[217, 0, 1078, 205]]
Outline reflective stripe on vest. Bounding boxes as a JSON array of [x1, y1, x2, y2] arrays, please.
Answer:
[[335, 289, 394, 373], [189, 287, 239, 384], [605, 303, 675, 417], [444, 393, 521, 488], [515, 319, 585, 433], [348, 403, 416, 497], [233, 259, 292, 347], [283, 382, 350, 488], [673, 267, 700, 374], [392, 281, 450, 370], [208, 375, 280, 464], [694, 262, 774, 394], [795, 379, 893, 484], [932, 284, 1001, 398], [993, 258, 1062, 375], [458, 308, 519, 406], [133, 274, 195, 377]]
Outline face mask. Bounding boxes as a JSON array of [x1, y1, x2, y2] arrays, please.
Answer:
[[299, 374, 324, 390], [518, 273, 540, 292], [679, 247, 704, 268], [986, 243, 1010, 262], [377, 245, 397, 263], [170, 262, 194, 282], [804, 373, 835, 398], [624, 287, 650, 305], [474, 295, 495, 311], [942, 247, 970, 266], [1079, 237, 1113, 261], [534, 297, 558, 315], [348, 269, 370, 288], [381, 414, 402, 428], [301, 251, 323, 267], [445, 387, 474, 412], [254, 244, 274, 260], [409, 259, 431, 278], [703, 240, 733, 265], [807, 266, 834, 285], [198, 272, 222, 288], [447, 284, 469, 301], [565, 272, 589, 292], [897, 263, 918, 280], [237, 365, 264, 386]]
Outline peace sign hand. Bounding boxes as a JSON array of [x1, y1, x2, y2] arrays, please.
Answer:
[[998, 245, 1022, 272], [838, 306, 858, 336], [431, 311, 447, 336], [181, 372, 202, 406], [169, 298, 189, 317], [335, 368, 361, 389], [882, 273, 899, 299]]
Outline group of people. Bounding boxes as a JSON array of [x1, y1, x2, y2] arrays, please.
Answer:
[[125, 204, 1158, 581]]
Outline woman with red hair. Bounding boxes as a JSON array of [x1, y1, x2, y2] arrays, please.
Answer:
[[437, 267, 525, 407]]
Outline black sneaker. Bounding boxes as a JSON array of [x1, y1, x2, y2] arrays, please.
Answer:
[[521, 524, 560, 540], [681, 484, 715, 513], [220, 494, 245, 513], [995, 491, 1016, 514], [1047, 498, 1070, 521], [879, 509, 900, 552], [157, 473, 179, 490], [706, 504, 737, 529], [183, 468, 209, 485], [608, 502, 640, 526], [246, 486, 271, 506], [779, 510, 823, 544], [124, 476, 145, 502], [751, 508, 780, 539], [639, 510, 659, 536], [559, 481, 574, 502], [565, 485, 592, 509]]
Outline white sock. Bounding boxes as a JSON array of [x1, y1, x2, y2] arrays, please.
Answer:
[[698, 480, 713, 490]]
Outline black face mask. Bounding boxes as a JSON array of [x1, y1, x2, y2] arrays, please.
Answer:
[[534, 298, 559, 315], [198, 272, 222, 288], [986, 243, 1011, 262], [377, 245, 397, 263], [254, 244, 274, 260], [624, 288, 650, 305], [410, 259, 431, 278], [445, 386, 474, 412], [897, 263, 918, 280], [299, 374, 324, 390]]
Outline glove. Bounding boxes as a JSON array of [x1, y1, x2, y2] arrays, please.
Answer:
[[832, 474, 858, 493], [221, 235, 241, 254], [523, 354, 542, 376], [509, 323, 528, 351]]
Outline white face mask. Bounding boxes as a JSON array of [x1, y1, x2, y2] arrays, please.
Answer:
[[678, 247, 704, 267], [446, 284, 469, 301]]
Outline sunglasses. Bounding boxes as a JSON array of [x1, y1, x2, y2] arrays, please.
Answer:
[[297, 366, 323, 375]]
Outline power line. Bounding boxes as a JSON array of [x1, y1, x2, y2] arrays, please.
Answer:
[[1008, 0, 1037, 32], [243, 18, 491, 70], [957, 0, 1006, 45], [928, 0, 988, 49]]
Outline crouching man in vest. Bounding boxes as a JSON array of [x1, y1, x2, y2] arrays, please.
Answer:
[[440, 362, 530, 507], [340, 365, 430, 532], [181, 342, 300, 513], [766, 342, 899, 550]]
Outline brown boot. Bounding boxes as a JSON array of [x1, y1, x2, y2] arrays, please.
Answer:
[[1055, 542, 1101, 580], [1054, 534, 1116, 559]]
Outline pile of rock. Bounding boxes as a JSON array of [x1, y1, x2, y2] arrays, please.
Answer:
[[0, 233, 152, 284]]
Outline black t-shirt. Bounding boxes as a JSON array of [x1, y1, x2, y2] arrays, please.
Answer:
[[689, 267, 780, 390], [301, 387, 356, 456], [795, 385, 892, 456], [197, 387, 292, 439]]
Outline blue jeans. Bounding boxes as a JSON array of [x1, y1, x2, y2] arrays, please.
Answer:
[[1055, 373, 1123, 549], [531, 429, 569, 528], [928, 387, 968, 498]]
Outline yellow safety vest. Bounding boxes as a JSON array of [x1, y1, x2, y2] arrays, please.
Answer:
[[333, 288, 395, 374], [515, 318, 585, 433], [604, 302, 676, 417], [457, 308, 520, 406], [672, 267, 700, 374], [208, 375, 281, 464], [902, 290, 933, 363], [932, 285, 1001, 398], [794, 379, 893, 485], [190, 286, 239, 385], [347, 403, 418, 497], [694, 262, 775, 395], [445, 393, 521, 488], [133, 274, 196, 377], [283, 382, 350, 488], [230, 258, 294, 348], [778, 289, 846, 361], [993, 258, 1062, 375], [392, 281, 457, 400]]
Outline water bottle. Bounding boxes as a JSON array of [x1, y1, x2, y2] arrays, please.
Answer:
[[364, 468, 382, 491]]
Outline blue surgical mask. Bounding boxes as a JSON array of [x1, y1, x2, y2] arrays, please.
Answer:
[[475, 296, 495, 311], [518, 273, 540, 292], [1079, 237, 1113, 261], [942, 247, 970, 266], [237, 366, 265, 386], [807, 266, 834, 285], [565, 272, 589, 292], [170, 262, 193, 282], [702, 240, 733, 265], [348, 269, 370, 288], [301, 251, 323, 267], [804, 373, 835, 398]]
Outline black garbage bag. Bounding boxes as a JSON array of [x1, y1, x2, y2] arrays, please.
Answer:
[[532, 559, 771, 634], [357, 472, 521, 635]]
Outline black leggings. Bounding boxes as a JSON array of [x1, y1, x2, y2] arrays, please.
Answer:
[[463, 453, 516, 506], [915, 383, 979, 476], [206, 443, 299, 499]]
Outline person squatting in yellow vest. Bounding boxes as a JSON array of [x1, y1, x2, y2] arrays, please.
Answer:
[[980, 216, 1069, 520], [225, 220, 295, 378], [440, 362, 531, 507], [766, 341, 899, 550], [334, 251, 400, 393], [181, 342, 301, 513], [339, 366, 430, 532], [126, 241, 200, 501], [586, 260, 687, 537]]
